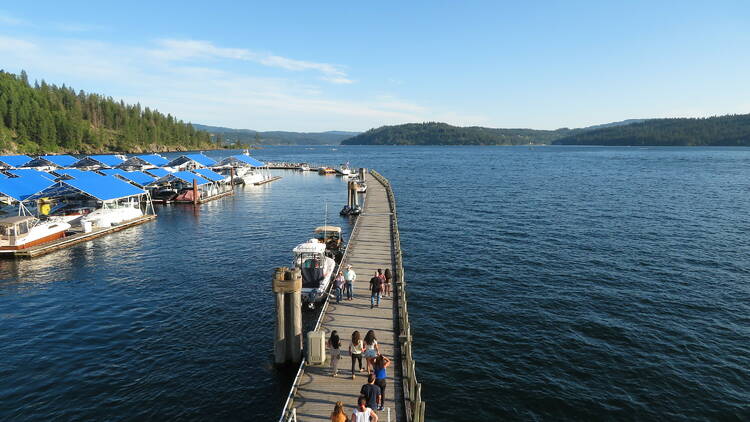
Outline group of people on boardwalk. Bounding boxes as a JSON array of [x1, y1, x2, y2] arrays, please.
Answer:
[[332, 265, 392, 309], [328, 329, 392, 421]]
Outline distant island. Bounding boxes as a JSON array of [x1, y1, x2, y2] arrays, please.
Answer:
[[0, 70, 213, 154], [341, 115, 750, 146]]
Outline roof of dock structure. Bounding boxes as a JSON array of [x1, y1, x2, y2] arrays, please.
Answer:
[[120, 154, 170, 167], [73, 155, 125, 168], [166, 153, 217, 168], [191, 168, 225, 182], [152, 170, 211, 186], [0, 174, 57, 201], [99, 168, 129, 177], [216, 154, 265, 167], [0, 155, 33, 168], [29, 175, 146, 202], [54, 169, 104, 179], [25, 155, 79, 168], [5, 169, 56, 181], [117, 171, 155, 187], [144, 168, 171, 178]]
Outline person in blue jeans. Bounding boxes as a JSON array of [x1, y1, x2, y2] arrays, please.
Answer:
[[373, 354, 391, 411], [369, 273, 382, 308], [334, 271, 345, 303], [343, 264, 356, 300]]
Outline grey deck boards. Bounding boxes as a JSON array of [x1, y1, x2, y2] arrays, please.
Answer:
[[290, 176, 404, 421]]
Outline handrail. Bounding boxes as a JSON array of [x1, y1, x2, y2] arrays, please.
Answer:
[[369, 170, 425, 422], [278, 191, 366, 422]]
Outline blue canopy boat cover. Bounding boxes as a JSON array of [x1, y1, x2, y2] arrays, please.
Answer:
[[217, 154, 265, 167], [25, 154, 78, 168], [152, 171, 211, 186], [73, 155, 125, 168], [6, 169, 56, 181], [191, 168, 225, 182], [0, 174, 56, 201], [0, 155, 33, 168], [29, 175, 146, 202], [136, 154, 169, 166], [54, 169, 104, 179], [166, 153, 217, 168], [144, 168, 171, 178], [99, 168, 129, 177], [118, 171, 155, 187]]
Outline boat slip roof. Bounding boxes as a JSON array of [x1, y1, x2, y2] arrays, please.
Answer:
[[0, 155, 33, 168], [35, 155, 78, 167], [100, 168, 129, 177], [136, 154, 169, 166], [156, 171, 211, 186], [144, 168, 171, 178], [74, 155, 125, 167], [118, 171, 155, 187], [6, 169, 56, 181], [191, 168, 225, 182], [55, 169, 104, 178], [218, 155, 265, 167], [166, 153, 217, 167], [0, 174, 56, 201], [29, 175, 146, 201]]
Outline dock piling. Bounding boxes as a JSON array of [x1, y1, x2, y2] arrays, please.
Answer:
[[273, 267, 303, 364]]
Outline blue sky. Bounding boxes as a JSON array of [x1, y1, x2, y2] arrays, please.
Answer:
[[1, 1, 749, 131]]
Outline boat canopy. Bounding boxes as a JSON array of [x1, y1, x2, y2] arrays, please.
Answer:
[[0, 175, 56, 201], [314, 226, 342, 234], [152, 171, 211, 186], [136, 154, 169, 166], [25, 154, 78, 168], [118, 171, 155, 187], [144, 168, 171, 178], [73, 155, 125, 168], [216, 155, 265, 167], [191, 168, 225, 182], [293, 240, 327, 254], [166, 153, 216, 168], [0, 155, 33, 168], [28, 175, 146, 202], [99, 168, 129, 177], [54, 169, 104, 179], [5, 169, 56, 181], [0, 215, 36, 225]]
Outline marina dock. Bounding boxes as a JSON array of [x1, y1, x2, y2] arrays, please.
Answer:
[[279, 171, 424, 422]]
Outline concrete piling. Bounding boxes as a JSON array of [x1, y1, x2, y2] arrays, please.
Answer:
[[273, 267, 303, 364]]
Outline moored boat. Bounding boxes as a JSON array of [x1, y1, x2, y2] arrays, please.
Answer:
[[292, 238, 336, 305], [0, 215, 70, 250]]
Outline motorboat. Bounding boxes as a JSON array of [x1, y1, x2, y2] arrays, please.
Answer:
[[356, 181, 367, 193], [313, 225, 343, 262], [318, 167, 336, 175], [0, 215, 70, 250], [81, 200, 143, 229], [299, 163, 310, 171], [336, 164, 353, 176], [292, 238, 336, 305]]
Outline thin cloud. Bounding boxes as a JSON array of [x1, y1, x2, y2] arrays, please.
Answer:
[[0, 11, 26, 26]]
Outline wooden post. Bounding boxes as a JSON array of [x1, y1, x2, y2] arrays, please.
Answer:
[[273, 267, 302, 364], [347, 181, 352, 208], [230, 167, 235, 189], [274, 291, 287, 364], [288, 269, 303, 363], [192, 178, 199, 205]]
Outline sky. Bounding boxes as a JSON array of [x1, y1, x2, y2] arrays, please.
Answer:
[[1, 1, 749, 132]]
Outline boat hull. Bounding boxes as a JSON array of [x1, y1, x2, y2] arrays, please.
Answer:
[[0, 230, 66, 250]]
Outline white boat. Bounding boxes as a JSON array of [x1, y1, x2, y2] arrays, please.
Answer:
[[292, 238, 336, 304], [0, 215, 70, 250], [81, 200, 143, 229], [336, 164, 353, 176]]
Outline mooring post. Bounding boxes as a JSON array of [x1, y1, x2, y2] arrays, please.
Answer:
[[273, 267, 288, 364], [192, 178, 199, 205], [230, 167, 235, 189], [273, 267, 302, 364], [347, 180, 353, 208]]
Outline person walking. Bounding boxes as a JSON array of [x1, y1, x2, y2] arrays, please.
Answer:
[[359, 374, 382, 413], [369, 272, 382, 309], [350, 330, 364, 379], [351, 396, 379, 422], [328, 330, 341, 377], [334, 271, 345, 303], [363, 330, 379, 373], [344, 264, 356, 300], [383, 269, 392, 298], [372, 354, 391, 411], [330, 401, 347, 422]]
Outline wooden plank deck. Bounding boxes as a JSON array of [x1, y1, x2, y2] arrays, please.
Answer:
[[289, 174, 405, 421]]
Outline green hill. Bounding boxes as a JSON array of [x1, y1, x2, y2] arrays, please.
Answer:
[[340, 122, 575, 145], [0, 70, 213, 154], [193, 124, 359, 145], [553, 114, 750, 146]]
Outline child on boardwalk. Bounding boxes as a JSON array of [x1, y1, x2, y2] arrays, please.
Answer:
[[334, 271, 345, 303]]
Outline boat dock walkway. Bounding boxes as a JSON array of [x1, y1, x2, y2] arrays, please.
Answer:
[[280, 171, 425, 422]]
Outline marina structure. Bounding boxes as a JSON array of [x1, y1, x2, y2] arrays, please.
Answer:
[[279, 171, 424, 422]]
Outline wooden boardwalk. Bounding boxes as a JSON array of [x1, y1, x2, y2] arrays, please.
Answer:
[[286, 174, 405, 421]]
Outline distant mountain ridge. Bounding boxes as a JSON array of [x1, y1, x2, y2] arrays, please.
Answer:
[[193, 124, 359, 145]]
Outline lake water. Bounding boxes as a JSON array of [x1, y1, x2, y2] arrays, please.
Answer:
[[1, 146, 749, 421]]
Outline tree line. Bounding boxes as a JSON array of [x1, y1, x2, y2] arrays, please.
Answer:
[[0, 70, 213, 154]]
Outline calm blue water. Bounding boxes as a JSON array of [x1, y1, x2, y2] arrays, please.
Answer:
[[1, 146, 749, 421]]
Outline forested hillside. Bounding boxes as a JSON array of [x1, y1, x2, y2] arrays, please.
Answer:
[[193, 124, 359, 145], [0, 70, 213, 154], [553, 114, 750, 146], [340, 122, 574, 145]]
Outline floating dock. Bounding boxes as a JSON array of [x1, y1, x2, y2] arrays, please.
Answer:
[[255, 176, 282, 185], [279, 170, 424, 422], [1, 214, 156, 259]]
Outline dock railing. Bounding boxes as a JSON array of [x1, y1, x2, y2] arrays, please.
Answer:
[[369, 170, 426, 422]]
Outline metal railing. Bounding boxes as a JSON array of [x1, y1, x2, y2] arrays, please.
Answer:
[[369, 170, 426, 422]]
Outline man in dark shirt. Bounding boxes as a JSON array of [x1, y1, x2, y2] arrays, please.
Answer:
[[360, 373, 381, 411], [369, 273, 382, 309]]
